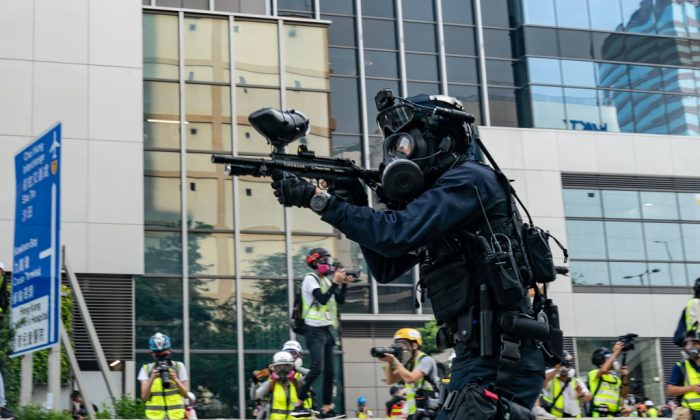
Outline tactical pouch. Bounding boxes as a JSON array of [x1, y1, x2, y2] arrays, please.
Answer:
[[441, 384, 534, 420], [543, 326, 564, 366], [423, 260, 473, 324], [523, 225, 568, 284], [481, 253, 526, 309]]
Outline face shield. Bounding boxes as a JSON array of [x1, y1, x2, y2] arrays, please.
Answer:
[[377, 104, 416, 137]]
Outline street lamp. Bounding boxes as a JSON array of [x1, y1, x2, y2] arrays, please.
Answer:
[[653, 240, 673, 260], [623, 268, 661, 286]]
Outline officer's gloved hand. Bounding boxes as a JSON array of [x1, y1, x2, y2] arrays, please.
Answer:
[[330, 177, 368, 207], [271, 170, 316, 207]]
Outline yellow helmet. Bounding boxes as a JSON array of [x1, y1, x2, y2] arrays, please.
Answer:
[[394, 328, 422, 346]]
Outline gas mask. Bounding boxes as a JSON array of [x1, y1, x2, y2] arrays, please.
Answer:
[[315, 257, 333, 275], [685, 342, 700, 360]]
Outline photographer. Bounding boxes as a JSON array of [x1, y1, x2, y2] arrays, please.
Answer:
[[376, 329, 439, 420], [290, 248, 352, 419], [138, 333, 189, 419], [541, 361, 591, 417], [588, 342, 629, 417], [674, 278, 700, 347], [271, 91, 547, 418], [667, 331, 700, 419]]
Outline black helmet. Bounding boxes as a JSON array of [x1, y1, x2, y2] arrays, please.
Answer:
[[685, 330, 700, 345], [694, 277, 700, 298], [306, 247, 331, 268], [591, 347, 611, 366], [390, 384, 402, 396]]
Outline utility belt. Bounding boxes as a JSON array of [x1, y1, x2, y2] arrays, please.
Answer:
[[591, 404, 620, 417]]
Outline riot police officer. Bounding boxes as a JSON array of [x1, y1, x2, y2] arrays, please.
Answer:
[[271, 91, 545, 418]]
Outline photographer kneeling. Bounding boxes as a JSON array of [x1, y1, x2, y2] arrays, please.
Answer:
[[375, 329, 439, 420], [588, 341, 629, 417]]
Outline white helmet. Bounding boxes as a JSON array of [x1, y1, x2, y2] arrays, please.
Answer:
[[186, 392, 196, 404], [270, 351, 294, 367], [283, 340, 302, 354]]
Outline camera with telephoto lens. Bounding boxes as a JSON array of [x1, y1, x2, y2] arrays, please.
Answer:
[[618, 333, 638, 352], [370, 344, 403, 358], [156, 357, 171, 387]]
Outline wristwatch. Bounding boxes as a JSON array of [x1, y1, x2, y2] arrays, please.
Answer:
[[310, 190, 331, 214]]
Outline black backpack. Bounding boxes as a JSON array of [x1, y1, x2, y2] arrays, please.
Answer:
[[290, 288, 306, 335]]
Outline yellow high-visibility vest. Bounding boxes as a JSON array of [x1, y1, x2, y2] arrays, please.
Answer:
[[589, 369, 621, 416], [143, 362, 186, 419], [679, 360, 700, 411], [302, 273, 337, 327]]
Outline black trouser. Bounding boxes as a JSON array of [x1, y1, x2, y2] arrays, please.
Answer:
[[300, 325, 335, 405]]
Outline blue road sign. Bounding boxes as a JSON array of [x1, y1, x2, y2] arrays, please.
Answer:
[[11, 123, 62, 356]]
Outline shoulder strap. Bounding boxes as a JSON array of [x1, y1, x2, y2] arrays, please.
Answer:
[[552, 379, 570, 406]]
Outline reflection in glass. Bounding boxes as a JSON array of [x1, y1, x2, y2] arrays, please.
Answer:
[[561, 60, 596, 87], [598, 90, 622, 132], [522, 0, 555, 25], [647, 263, 687, 286], [644, 223, 683, 261], [234, 21, 279, 86], [609, 261, 650, 285], [530, 85, 566, 129], [363, 19, 397, 50], [404, 22, 437, 53], [667, 95, 700, 136], [236, 87, 281, 154], [563, 189, 602, 217], [242, 279, 290, 349], [570, 261, 609, 286], [565, 220, 607, 259], [330, 77, 361, 133], [632, 92, 668, 134], [190, 278, 236, 349], [602, 190, 640, 219], [186, 122, 232, 152], [628, 65, 663, 91], [331, 134, 363, 164], [597, 63, 629, 89], [523, 27, 559, 57], [564, 88, 601, 131], [554, 0, 590, 29], [487, 88, 515, 127], [589, 0, 624, 31], [343, 284, 371, 313], [184, 17, 230, 83], [190, 353, 238, 418], [689, 264, 700, 283], [143, 14, 179, 79], [529, 58, 564, 87], [330, 48, 358, 76], [186, 84, 231, 122], [683, 224, 700, 261], [483, 29, 513, 58], [188, 232, 234, 276], [405, 54, 440, 81], [239, 177, 285, 232], [187, 157, 232, 229], [239, 235, 287, 277], [441, 0, 473, 25], [557, 30, 593, 60], [135, 277, 183, 347], [364, 50, 399, 78], [145, 151, 181, 228], [378, 286, 415, 313], [679, 193, 700, 221], [444, 26, 476, 56], [325, 15, 357, 47], [605, 222, 644, 260], [621, 0, 656, 34], [446, 57, 478, 84], [640, 192, 678, 220], [145, 121, 180, 149], [144, 81, 179, 121], [285, 24, 329, 90], [286, 90, 331, 154], [486, 60, 515, 86]]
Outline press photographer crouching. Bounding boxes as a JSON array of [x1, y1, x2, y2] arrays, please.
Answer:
[[588, 338, 633, 417], [373, 329, 439, 420]]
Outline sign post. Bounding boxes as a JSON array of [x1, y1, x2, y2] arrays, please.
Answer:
[[11, 123, 62, 406]]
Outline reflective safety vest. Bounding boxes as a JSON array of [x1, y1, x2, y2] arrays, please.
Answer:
[[645, 407, 659, 417], [357, 409, 373, 418], [402, 351, 434, 416], [302, 273, 337, 327], [541, 377, 582, 418], [143, 362, 186, 419], [687, 299, 700, 332], [389, 402, 404, 418], [588, 369, 622, 415], [270, 379, 299, 420], [679, 360, 700, 410]]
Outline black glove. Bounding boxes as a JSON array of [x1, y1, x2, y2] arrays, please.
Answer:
[[329, 177, 368, 207], [271, 170, 316, 208]]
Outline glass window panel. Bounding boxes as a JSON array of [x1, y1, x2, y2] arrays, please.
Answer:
[[662, 67, 696, 94], [190, 278, 236, 349], [591, 31, 624, 62], [240, 235, 287, 277], [589, 0, 624, 31], [404, 22, 437, 53], [330, 77, 361, 133], [368, 135, 383, 169], [189, 353, 237, 418], [450, 84, 482, 124], [364, 50, 399, 78], [554, 0, 590, 29], [561, 60, 596, 87], [406, 54, 439, 81], [343, 283, 372, 313], [481, 0, 511, 27], [289, 202, 335, 233], [145, 232, 183, 274], [483, 29, 513, 58], [363, 19, 397, 50], [564, 88, 601, 131], [234, 21, 279, 87], [331, 134, 363, 165], [144, 81, 180, 121], [488, 87, 516, 127], [530, 85, 566, 129], [683, 224, 700, 261], [285, 24, 329, 90], [441, 0, 473, 25], [597, 89, 621, 133], [647, 262, 688, 286], [610, 261, 649, 286], [236, 87, 281, 154], [528, 58, 562, 85], [186, 84, 231, 126], [570, 261, 610, 286], [605, 221, 645, 260], [624, 35, 659, 64], [243, 279, 291, 349], [621, 0, 656, 34], [286, 90, 330, 153], [666, 95, 699, 136], [278, 0, 313, 12], [135, 277, 183, 347], [330, 48, 357, 76], [640, 192, 679, 220], [557, 29, 593, 60], [157, 0, 208, 8], [596, 63, 630, 89], [215, 0, 265, 13], [378, 285, 415, 313], [523, 27, 559, 57], [143, 14, 179, 79], [565, 220, 607, 259], [320, 0, 353, 14], [239, 177, 285, 232], [184, 17, 230, 83], [187, 154, 232, 230], [362, 0, 395, 17], [563, 189, 602, 217], [324, 15, 357, 47], [145, 120, 180, 149], [188, 232, 235, 275], [402, 0, 435, 21], [689, 264, 700, 283], [486, 60, 515, 86], [145, 151, 181, 229], [365, 79, 400, 131], [629, 65, 663, 91], [523, 0, 556, 25], [444, 25, 476, 56], [644, 223, 684, 261], [290, 236, 339, 277], [446, 56, 478, 84], [407, 81, 441, 96], [632, 92, 668, 134], [679, 193, 700, 221], [602, 190, 640, 218], [186, 122, 231, 152]]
